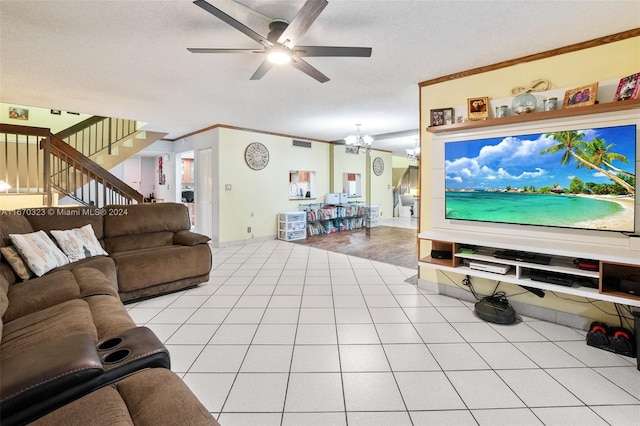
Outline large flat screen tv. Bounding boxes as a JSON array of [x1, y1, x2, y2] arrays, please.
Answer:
[[445, 124, 636, 232]]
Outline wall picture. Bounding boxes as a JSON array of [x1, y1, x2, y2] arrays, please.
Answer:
[[8, 107, 28, 120]]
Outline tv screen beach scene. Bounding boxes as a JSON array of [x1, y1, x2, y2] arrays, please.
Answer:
[[445, 125, 636, 232]]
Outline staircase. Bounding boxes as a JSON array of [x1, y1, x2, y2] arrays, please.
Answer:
[[393, 165, 419, 216], [1, 117, 166, 208], [56, 116, 166, 171]]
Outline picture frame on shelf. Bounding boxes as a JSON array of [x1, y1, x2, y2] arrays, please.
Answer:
[[430, 107, 454, 126], [467, 97, 489, 120], [613, 72, 639, 102], [562, 82, 598, 108]]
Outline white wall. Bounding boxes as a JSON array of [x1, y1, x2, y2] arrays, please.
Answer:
[[0, 102, 91, 132], [164, 127, 395, 246], [178, 127, 331, 246], [331, 145, 393, 220], [216, 127, 331, 245]]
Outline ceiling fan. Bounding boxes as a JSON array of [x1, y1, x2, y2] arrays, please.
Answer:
[[188, 0, 372, 83]]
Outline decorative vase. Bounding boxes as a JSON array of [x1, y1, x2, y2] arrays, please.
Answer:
[[512, 92, 537, 114]]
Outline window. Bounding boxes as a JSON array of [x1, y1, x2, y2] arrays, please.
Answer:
[[342, 173, 361, 197], [289, 170, 316, 199]]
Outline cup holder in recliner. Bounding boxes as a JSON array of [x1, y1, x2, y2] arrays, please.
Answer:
[[96, 337, 124, 351], [102, 348, 132, 365], [94, 327, 170, 377]]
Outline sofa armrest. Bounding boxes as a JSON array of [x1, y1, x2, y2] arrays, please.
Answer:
[[173, 230, 211, 246], [1, 327, 171, 426], [1, 333, 103, 425]]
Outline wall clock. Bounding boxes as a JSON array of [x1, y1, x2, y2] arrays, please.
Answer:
[[373, 156, 384, 176], [244, 142, 269, 170]]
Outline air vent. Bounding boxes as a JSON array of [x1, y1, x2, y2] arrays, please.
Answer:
[[292, 139, 312, 148]]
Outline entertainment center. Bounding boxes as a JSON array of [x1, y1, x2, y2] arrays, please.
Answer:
[[419, 230, 640, 308], [420, 99, 640, 319]]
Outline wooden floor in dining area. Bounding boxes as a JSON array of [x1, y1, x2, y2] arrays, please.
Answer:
[[293, 226, 418, 270]]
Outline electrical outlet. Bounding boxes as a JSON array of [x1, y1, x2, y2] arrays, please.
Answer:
[[247, 226, 251, 233]]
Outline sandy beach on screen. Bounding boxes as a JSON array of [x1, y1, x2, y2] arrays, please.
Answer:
[[573, 195, 635, 230]]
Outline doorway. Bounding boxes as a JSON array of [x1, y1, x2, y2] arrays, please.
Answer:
[[122, 156, 141, 192], [179, 151, 195, 230]]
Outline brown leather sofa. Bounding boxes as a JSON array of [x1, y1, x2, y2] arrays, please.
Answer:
[[20, 202, 212, 302], [0, 203, 218, 425]]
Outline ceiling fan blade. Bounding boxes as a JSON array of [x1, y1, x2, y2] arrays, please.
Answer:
[[187, 48, 262, 54], [193, 0, 272, 47], [277, 0, 328, 48], [250, 59, 274, 80], [206, 0, 273, 34], [294, 46, 372, 57], [291, 57, 329, 83]]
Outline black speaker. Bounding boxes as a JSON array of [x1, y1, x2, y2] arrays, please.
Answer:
[[431, 249, 452, 260], [620, 280, 640, 296], [586, 321, 636, 358]]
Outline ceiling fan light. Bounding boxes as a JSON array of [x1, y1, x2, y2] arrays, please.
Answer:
[[267, 48, 292, 64]]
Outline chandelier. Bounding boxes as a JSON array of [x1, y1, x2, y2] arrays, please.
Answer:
[[344, 124, 373, 152], [406, 140, 420, 161]]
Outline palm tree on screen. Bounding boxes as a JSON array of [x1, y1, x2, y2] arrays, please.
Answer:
[[542, 131, 635, 195], [585, 137, 635, 180]]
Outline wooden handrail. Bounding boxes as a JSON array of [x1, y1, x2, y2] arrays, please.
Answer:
[[55, 115, 106, 139], [0, 123, 51, 137], [44, 134, 144, 203]]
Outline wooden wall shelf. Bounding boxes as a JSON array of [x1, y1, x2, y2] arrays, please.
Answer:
[[426, 98, 640, 134]]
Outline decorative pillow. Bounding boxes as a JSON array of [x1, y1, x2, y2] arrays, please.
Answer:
[[50, 224, 108, 262], [0, 246, 35, 281], [9, 231, 69, 277]]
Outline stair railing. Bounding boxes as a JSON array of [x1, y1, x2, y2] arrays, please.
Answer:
[[45, 134, 143, 206], [393, 165, 419, 213], [0, 123, 143, 207], [56, 116, 138, 157], [0, 124, 52, 205]]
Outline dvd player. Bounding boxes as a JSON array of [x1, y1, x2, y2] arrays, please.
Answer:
[[529, 269, 575, 286], [469, 261, 512, 275], [493, 250, 551, 265]]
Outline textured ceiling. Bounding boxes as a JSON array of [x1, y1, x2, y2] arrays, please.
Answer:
[[1, 0, 639, 155]]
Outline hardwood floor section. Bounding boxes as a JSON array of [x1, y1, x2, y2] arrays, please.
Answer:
[[294, 226, 418, 270]]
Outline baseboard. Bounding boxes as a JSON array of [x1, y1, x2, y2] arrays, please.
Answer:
[[210, 234, 277, 248], [417, 278, 592, 330]]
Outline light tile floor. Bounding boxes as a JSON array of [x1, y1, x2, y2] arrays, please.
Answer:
[[127, 240, 640, 426]]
